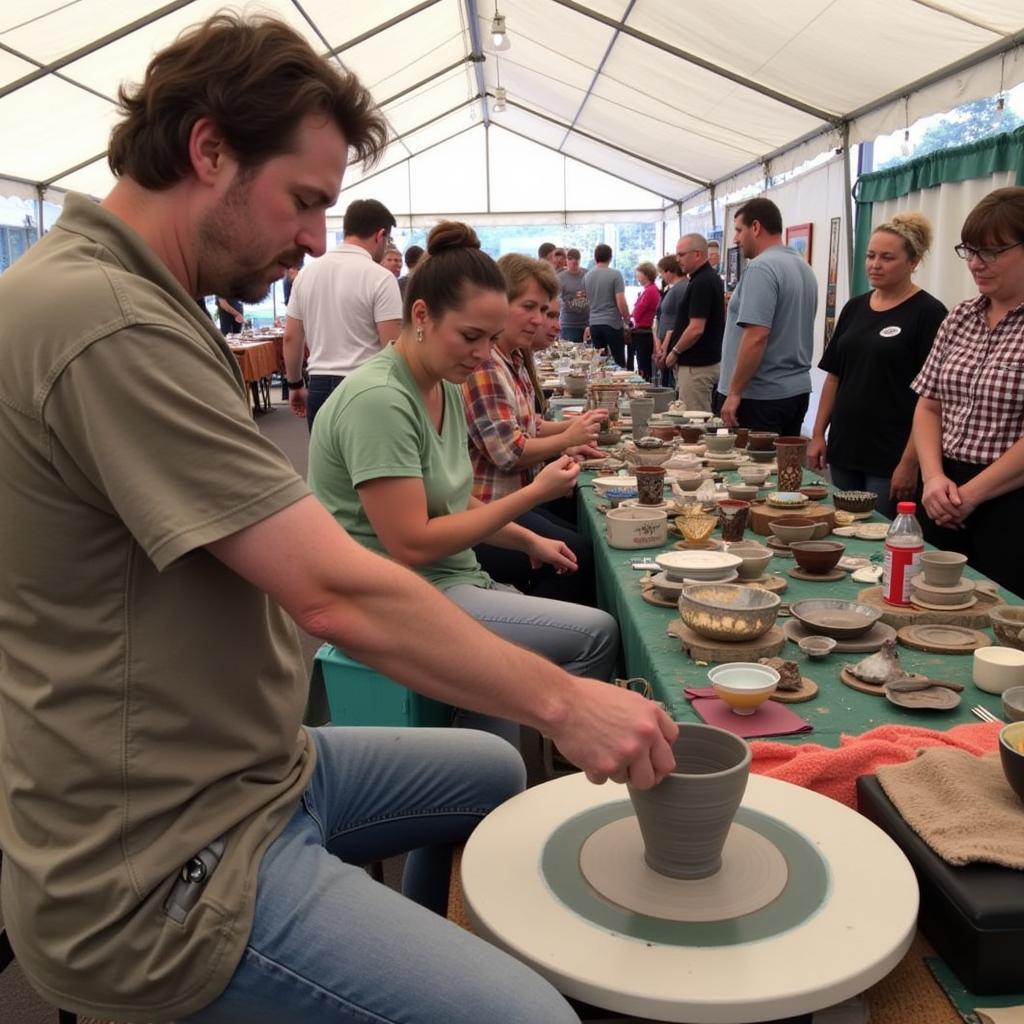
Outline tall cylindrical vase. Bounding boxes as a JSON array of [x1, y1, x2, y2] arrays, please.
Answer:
[[774, 436, 808, 492], [630, 397, 654, 438], [627, 723, 751, 879]]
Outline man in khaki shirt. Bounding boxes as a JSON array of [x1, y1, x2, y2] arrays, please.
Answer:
[[0, 13, 676, 1024]]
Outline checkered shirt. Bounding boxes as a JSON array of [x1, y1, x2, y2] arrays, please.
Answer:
[[461, 346, 542, 502], [912, 295, 1024, 465]]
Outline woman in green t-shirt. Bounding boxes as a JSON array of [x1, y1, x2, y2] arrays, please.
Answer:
[[308, 222, 620, 741]]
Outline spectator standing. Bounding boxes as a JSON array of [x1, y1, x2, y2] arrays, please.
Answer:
[[912, 186, 1024, 595], [585, 243, 630, 366], [558, 247, 589, 343], [665, 234, 725, 412], [653, 255, 686, 375], [628, 261, 660, 380], [716, 198, 817, 434], [809, 214, 946, 519], [381, 245, 402, 277], [216, 296, 244, 334], [283, 197, 402, 429], [399, 243, 424, 299]]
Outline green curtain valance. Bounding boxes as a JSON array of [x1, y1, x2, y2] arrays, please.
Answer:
[[852, 127, 1024, 294]]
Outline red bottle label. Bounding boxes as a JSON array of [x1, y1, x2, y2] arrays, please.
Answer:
[[883, 542, 923, 606]]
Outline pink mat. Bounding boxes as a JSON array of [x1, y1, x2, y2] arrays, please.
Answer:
[[684, 686, 813, 738]]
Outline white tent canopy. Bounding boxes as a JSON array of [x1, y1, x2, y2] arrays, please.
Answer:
[[1, 1, 1023, 221]]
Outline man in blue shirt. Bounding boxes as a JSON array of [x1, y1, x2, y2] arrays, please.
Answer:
[[716, 198, 818, 435]]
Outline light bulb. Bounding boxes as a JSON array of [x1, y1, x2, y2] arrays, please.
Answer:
[[900, 129, 911, 158], [489, 13, 510, 51], [493, 86, 507, 113]]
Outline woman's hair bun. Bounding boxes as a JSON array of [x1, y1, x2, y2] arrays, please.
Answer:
[[882, 212, 933, 258], [427, 220, 481, 256]]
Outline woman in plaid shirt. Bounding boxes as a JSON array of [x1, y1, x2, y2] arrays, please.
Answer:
[[912, 187, 1024, 595]]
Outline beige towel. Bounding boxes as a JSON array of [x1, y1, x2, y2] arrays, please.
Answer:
[[976, 1009, 1024, 1024], [876, 749, 1024, 868]]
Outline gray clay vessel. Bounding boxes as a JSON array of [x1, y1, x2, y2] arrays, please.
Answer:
[[628, 722, 751, 879]]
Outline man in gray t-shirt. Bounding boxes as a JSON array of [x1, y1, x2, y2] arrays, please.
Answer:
[[716, 198, 817, 436], [584, 244, 630, 367], [557, 248, 589, 343]]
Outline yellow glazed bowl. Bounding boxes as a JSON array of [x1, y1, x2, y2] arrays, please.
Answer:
[[707, 662, 780, 716]]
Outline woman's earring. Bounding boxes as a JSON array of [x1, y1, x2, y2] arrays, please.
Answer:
[[416, 326, 424, 344]]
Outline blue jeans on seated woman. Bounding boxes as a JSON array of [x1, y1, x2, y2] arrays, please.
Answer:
[[180, 727, 579, 1024]]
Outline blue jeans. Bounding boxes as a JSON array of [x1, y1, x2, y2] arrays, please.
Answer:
[[828, 464, 900, 521], [181, 727, 578, 1024], [306, 374, 346, 432]]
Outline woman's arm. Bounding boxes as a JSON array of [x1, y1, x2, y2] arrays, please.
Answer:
[[807, 373, 839, 470], [954, 438, 1024, 521], [914, 397, 962, 526], [357, 456, 580, 566]]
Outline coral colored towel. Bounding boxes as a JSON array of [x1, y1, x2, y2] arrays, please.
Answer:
[[749, 722, 1002, 807]]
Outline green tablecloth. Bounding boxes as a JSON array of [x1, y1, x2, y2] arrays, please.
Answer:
[[577, 474, 1014, 747]]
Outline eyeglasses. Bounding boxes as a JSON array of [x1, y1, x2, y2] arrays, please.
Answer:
[[953, 241, 1022, 264]]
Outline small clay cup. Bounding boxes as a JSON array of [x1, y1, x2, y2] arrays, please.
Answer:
[[733, 427, 749, 449], [717, 499, 750, 542], [564, 373, 587, 398], [628, 723, 751, 880], [920, 550, 967, 587], [678, 425, 703, 444], [649, 424, 678, 442], [789, 540, 845, 574], [774, 436, 808, 492], [635, 466, 667, 506], [769, 516, 816, 544], [747, 431, 778, 452]]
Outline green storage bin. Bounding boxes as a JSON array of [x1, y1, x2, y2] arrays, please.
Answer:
[[314, 644, 451, 727]]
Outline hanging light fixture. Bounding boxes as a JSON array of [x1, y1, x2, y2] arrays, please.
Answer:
[[493, 86, 507, 113], [899, 96, 912, 158], [489, 5, 510, 52]]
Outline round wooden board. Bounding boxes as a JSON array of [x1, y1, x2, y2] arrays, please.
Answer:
[[856, 585, 1001, 629], [639, 585, 677, 609], [839, 666, 929, 697], [771, 677, 819, 703], [896, 624, 991, 654], [666, 619, 786, 663], [787, 566, 846, 583], [749, 501, 835, 538]]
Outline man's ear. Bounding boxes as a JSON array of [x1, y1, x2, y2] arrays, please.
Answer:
[[189, 117, 231, 187]]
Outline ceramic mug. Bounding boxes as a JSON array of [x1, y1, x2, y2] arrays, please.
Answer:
[[635, 466, 666, 506], [628, 722, 751, 879]]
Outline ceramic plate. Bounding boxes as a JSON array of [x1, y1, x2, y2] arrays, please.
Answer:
[[655, 550, 743, 580], [592, 475, 637, 493], [767, 492, 809, 508], [838, 556, 871, 570], [884, 686, 961, 711], [854, 523, 889, 540], [832, 526, 860, 537]]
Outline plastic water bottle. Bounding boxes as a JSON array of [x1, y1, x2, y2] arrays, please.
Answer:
[[882, 501, 924, 606]]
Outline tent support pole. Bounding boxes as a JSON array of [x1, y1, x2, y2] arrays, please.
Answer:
[[841, 122, 855, 295]]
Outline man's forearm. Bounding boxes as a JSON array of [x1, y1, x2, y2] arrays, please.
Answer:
[[283, 318, 305, 381], [673, 323, 703, 354]]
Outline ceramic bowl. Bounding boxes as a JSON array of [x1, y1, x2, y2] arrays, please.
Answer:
[[999, 722, 1024, 803], [768, 517, 816, 544], [832, 490, 878, 514], [748, 449, 776, 464], [605, 506, 668, 549], [656, 550, 742, 582], [1001, 686, 1024, 723], [797, 635, 838, 659], [675, 514, 719, 544], [597, 428, 621, 446], [909, 575, 975, 606], [630, 446, 674, 467], [702, 433, 737, 454], [726, 541, 772, 580], [973, 646, 1024, 695], [678, 425, 703, 444], [665, 453, 701, 471], [766, 491, 809, 509], [789, 540, 845, 574], [678, 584, 782, 642], [737, 466, 770, 485], [746, 431, 778, 452], [671, 470, 704, 492], [649, 424, 677, 442], [799, 485, 829, 501], [990, 605, 1024, 651], [708, 662, 780, 716], [727, 483, 760, 502], [592, 475, 637, 497], [790, 599, 882, 639], [919, 550, 968, 587]]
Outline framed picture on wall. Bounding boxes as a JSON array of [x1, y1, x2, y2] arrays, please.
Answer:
[[785, 223, 813, 264], [726, 246, 742, 291]]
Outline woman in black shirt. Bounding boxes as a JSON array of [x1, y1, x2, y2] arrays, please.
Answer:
[[809, 213, 946, 519]]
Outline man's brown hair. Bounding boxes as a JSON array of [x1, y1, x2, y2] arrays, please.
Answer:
[[108, 13, 388, 189]]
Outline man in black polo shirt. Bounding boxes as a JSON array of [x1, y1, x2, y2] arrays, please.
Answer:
[[665, 234, 725, 411]]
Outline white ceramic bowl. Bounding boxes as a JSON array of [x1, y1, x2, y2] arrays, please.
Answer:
[[656, 550, 742, 582], [707, 663, 780, 715], [593, 475, 637, 497], [973, 646, 1024, 695], [605, 506, 668, 549]]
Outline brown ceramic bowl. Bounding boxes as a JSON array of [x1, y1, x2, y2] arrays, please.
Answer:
[[832, 490, 878, 514], [768, 516, 816, 545], [649, 424, 678, 442], [990, 605, 1024, 651], [799, 485, 829, 502], [678, 425, 703, 444], [789, 540, 845, 574], [747, 431, 778, 452]]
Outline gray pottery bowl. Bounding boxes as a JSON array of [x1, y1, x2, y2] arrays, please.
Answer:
[[790, 599, 882, 639], [991, 606, 1024, 651], [1002, 686, 1024, 723], [999, 723, 1024, 803], [678, 584, 781, 642]]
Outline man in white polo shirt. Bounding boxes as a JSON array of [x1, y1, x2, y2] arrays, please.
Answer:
[[284, 198, 402, 428]]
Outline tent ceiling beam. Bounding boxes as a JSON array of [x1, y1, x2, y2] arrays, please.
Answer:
[[43, 150, 110, 190], [494, 122, 676, 204], [320, 0, 445, 59], [557, 0, 636, 152], [0, 42, 117, 105], [462, 0, 490, 127], [378, 59, 470, 108], [547, 0, 839, 124], [503, 98, 710, 189], [907, 0, 1006, 34], [0, 0, 198, 101]]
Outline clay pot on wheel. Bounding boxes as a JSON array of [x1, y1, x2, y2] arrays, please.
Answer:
[[628, 723, 751, 879]]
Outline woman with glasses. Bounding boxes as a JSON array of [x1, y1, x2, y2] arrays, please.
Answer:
[[808, 213, 946, 519], [912, 186, 1024, 595]]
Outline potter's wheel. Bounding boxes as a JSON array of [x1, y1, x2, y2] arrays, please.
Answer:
[[461, 773, 918, 1024]]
